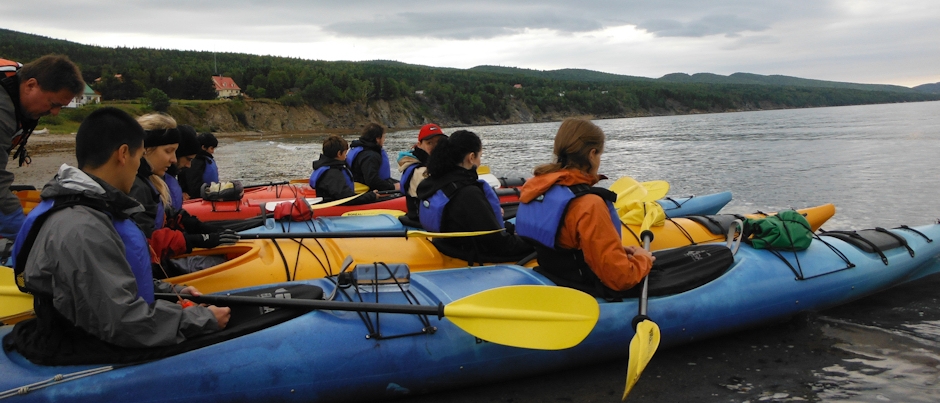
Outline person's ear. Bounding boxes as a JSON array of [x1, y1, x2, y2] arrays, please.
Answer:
[[116, 144, 130, 166]]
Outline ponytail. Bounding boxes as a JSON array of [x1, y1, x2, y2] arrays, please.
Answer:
[[426, 130, 483, 177]]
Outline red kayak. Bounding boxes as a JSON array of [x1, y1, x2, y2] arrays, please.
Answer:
[[182, 177, 525, 222]]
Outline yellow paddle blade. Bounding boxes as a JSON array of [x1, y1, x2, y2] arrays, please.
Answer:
[[1, 267, 33, 319], [353, 182, 370, 193], [476, 165, 491, 175], [444, 285, 599, 350], [288, 178, 307, 185], [310, 192, 365, 209], [611, 177, 647, 207], [641, 181, 670, 202], [619, 201, 666, 228], [406, 229, 504, 238], [341, 209, 405, 217], [623, 319, 661, 400]]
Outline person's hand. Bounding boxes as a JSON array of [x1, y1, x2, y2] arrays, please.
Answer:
[[393, 182, 401, 191], [188, 229, 239, 249], [207, 305, 231, 329], [178, 285, 202, 296], [625, 246, 656, 263]]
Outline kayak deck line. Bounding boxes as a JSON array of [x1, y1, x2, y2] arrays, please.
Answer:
[[0, 366, 115, 400]]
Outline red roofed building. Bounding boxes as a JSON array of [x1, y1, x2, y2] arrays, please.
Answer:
[[212, 75, 241, 98]]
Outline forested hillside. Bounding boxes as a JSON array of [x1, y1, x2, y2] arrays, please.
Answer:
[[3, 28, 938, 129]]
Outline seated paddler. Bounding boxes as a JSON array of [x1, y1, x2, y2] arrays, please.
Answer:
[[309, 134, 378, 205], [415, 130, 533, 263], [515, 118, 655, 298], [3, 107, 229, 366]]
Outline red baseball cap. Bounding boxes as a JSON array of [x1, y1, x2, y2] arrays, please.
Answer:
[[418, 123, 445, 142]]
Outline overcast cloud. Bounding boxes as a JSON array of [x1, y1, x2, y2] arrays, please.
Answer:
[[2, 0, 938, 86]]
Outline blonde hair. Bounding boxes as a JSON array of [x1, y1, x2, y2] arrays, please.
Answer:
[[136, 113, 177, 209], [533, 118, 606, 176]]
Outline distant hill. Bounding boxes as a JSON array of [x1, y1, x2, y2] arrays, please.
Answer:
[[470, 65, 652, 83], [2, 27, 938, 130], [914, 82, 940, 94]]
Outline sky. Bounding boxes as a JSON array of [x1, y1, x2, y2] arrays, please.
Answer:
[[3, 1, 939, 87]]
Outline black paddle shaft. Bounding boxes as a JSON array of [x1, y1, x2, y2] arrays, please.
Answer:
[[155, 293, 446, 318]]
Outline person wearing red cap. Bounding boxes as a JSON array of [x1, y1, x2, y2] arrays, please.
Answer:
[[397, 123, 446, 226]]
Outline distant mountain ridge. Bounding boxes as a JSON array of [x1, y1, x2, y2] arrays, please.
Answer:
[[914, 82, 940, 94], [471, 66, 918, 93]]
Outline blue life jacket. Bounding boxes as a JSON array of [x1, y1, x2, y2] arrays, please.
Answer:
[[147, 180, 166, 230], [516, 184, 621, 249], [164, 173, 183, 211], [309, 164, 354, 190], [202, 157, 219, 184], [12, 197, 155, 304], [419, 179, 503, 233], [346, 146, 391, 180], [400, 163, 420, 194]]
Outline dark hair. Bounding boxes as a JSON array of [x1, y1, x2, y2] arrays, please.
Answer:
[[360, 123, 385, 143], [18, 54, 84, 95], [426, 130, 482, 177], [76, 107, 145, 169], [197, 132, 218, 148], [322, 135, 349, 159]]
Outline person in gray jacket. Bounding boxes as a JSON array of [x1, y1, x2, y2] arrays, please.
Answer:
[[0, 55, 84, 240], [3, 107, 230, 366]]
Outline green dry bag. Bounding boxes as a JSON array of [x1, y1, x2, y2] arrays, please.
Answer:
[[743, 210, 813, 251]]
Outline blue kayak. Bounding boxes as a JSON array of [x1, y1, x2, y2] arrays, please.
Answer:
[[242, 191, 734, 235], [5, 222, 936, 402]]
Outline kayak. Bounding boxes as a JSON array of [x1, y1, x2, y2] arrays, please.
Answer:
[[660, 191, 731, 217], [2, 221, 938, 402], [0, 204, 835, 321], [243, 190, 737, 235], [169, 204, 835, 293], [182, 177, 526, 222]]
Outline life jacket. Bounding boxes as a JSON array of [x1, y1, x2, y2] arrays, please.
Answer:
[[164, 173, 183, 211], [516, 184, 624, 299], [400, 163, 421, 195], [419, 179, 503, 233], [202, 156, 219, 184], [0, 58, 36, 167], [11, 196, 154, 303], [309, 163, 354, 190], [346, 145, 391, 180]]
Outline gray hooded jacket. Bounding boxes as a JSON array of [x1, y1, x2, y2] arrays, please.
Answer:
[[20, 164, 220, 348]]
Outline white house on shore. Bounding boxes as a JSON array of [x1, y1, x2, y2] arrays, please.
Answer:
[[212, 76, 241, 98], [65, 84, 101, 108]]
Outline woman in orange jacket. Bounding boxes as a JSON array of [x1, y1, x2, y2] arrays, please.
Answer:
[[515, 118, 654, 298]]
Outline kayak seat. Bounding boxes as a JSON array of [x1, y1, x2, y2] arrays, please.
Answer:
[[819, 228, 915, 264], [684, 214, 748, 235], [537, 244, 733, 299]]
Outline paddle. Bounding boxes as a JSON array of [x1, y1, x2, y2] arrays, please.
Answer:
[[609, 177, 670, 210], [622, 204, 664, 400], [242, 180, 290, 189], [158, 285, 599, 350], [239, 228, 505, 240]]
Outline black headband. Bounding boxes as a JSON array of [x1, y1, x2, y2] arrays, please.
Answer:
[[144, 128, 181, 148]]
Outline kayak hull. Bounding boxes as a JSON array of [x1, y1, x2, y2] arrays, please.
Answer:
[[3, 223, 940, 402]]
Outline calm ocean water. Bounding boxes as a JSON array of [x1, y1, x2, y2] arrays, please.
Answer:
[[216, 101, 940, 402]]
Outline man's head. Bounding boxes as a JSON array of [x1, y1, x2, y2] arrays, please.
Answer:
[[360, 123, 386, 147], [197, 132, 218, 155], [75, 107, 145, 193], [417, 123, 446, 155], [17, 55, 84, 120], [323, 135, 349, 160]]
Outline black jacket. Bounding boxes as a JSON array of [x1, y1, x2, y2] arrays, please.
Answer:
[[178, 151, 213, 199], [348, 139, 397, 191], [311, 155, 376, 205], [416, 168, 533, 263]]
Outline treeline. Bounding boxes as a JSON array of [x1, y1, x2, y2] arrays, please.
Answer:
[[3, 28, 939, 125]]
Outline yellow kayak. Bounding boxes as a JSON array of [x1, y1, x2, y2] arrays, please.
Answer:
[[1, 267, 34, 324], [1, 204, 835, 321], [170, 204, 835, 293]]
